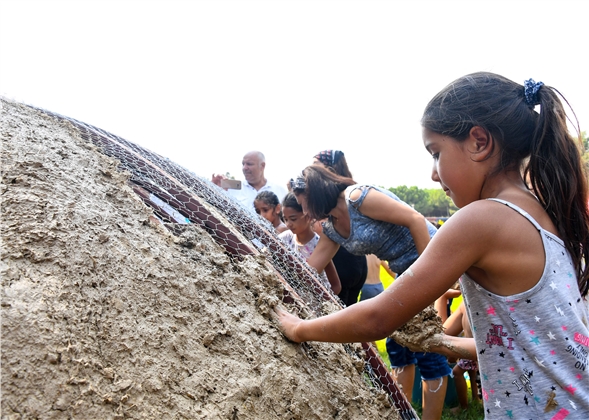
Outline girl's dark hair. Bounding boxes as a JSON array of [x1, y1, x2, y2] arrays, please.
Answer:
[[292, 165, 355, 220], [255, 190, 279, 207], [314, 150, 354, 178], [281, 192, 303, 213], [422, 71, 589, 296], [333, 155, 353, 179]]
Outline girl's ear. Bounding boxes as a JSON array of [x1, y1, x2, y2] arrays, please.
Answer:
[[275, 203, 282, 215], [468, 126, 493, 161]]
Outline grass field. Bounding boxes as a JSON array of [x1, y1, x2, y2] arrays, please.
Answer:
[[412, 394, 484, 420]]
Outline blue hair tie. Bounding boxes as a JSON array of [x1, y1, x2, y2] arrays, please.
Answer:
[[524, 78, 544, 108]]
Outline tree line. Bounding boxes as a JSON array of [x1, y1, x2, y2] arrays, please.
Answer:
[[385, 185, 458, 218], [581, 131, 589, 172]]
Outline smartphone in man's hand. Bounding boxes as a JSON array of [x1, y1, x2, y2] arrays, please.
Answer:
[[221, 179, 242, 190]]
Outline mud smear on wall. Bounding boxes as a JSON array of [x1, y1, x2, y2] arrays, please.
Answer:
[[0, 99, 398, 419]]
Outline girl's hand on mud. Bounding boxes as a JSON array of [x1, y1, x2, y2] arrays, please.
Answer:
[[274, 306, 304, 343]]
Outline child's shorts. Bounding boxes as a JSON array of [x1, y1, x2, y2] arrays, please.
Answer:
[[457, 358, 478, 371], [359, 283, 385, 301], [386, 337, 451, 381]]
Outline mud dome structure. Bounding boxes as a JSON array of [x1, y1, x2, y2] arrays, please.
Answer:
[[1, 98, 417, 419]]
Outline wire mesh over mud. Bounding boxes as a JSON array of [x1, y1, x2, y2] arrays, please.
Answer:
[[30, 105, 419, 420]]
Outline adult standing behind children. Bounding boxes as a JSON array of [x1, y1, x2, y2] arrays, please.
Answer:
[[212, 151, 287, 212], [277, 72, 589, 419]]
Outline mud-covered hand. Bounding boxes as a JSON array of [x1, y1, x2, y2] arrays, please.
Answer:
[[274, 307, 304, 343]]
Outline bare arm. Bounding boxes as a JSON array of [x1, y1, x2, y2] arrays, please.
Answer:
[[428, 335, 477, 361], [353, 188, 432, 255], [435, 288, 462, 323], [277, 204, 490, 344], [306, 232, 340, 273], [323, 260, 342, 295], [277, 262, 458, 343], [442, 302, 464, 337]]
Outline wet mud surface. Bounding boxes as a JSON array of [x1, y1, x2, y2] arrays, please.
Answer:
[[0, 99, 399, 419]]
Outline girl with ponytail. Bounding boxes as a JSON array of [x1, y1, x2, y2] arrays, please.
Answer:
[[278, 72, 589, 419]]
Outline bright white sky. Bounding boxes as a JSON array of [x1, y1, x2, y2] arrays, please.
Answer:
[[1, 0, 587, 189]]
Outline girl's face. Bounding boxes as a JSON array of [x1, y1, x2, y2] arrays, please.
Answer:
[[282, 206, 310, 235], [423, 128, 483, 208], [254, 200, 279, 224]]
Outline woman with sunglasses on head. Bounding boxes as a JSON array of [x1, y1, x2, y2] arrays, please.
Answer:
[[311, 150, 368, 307]]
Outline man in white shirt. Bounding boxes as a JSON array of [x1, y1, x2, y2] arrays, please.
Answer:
[[212, 151, 287, 212]]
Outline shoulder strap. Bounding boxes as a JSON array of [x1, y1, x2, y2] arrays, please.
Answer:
[[347, 185, 371, 210], [486, 198, 542, 230]]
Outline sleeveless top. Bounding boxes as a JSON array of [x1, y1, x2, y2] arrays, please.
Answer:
[[278, 230, 328, 284], [321, 185, 437, 274], [461, 199, 589, 419], [279, 230, 320, 260]]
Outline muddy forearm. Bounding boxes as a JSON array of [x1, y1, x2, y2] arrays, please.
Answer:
[[324, 261, 341, 294], [295, 298, 392, 343], [429, 335, 477, 360]]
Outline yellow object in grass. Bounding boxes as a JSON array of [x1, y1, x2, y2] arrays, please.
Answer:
[[373, 265, 396, 367]]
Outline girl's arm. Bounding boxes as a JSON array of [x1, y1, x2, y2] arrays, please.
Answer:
[[442, 303, 464, 337], [350, 188, 432, 254], [435, 288, 462, 323], [428, 335, 477, 361], [323, 260, 342, 294], [277, 204, 489, 344], [277, 261, 457, 343], [306, 232, 340, 273]]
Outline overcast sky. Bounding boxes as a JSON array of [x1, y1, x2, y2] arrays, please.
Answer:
[[1, 0, 587, 189]]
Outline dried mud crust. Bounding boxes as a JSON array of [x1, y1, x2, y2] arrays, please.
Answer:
[[0, 99, 399, 419], [389, 305, 444, 352]]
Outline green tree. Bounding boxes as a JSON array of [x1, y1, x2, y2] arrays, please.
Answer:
[[387, 185, 431, 215], [425, 188, 457, 217], [385, 185, 458, 217], [580, 131, 588, 172]]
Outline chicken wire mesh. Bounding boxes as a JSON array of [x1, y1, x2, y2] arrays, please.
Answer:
[[32, 105, 419, 420]]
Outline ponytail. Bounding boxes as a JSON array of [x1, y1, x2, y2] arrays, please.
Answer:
[[525, 87, 589, 295], [422, 72, 589, 296]]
